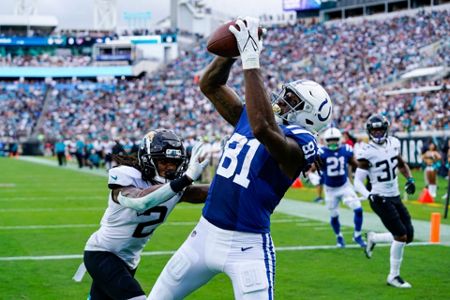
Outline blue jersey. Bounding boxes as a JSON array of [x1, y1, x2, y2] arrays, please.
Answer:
[[202, 107, 318, 233], [319, 144, 353, 188]]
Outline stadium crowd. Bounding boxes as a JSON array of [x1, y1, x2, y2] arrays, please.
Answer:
[[0, 9, 448, 155], [0, 54, 92, 67]]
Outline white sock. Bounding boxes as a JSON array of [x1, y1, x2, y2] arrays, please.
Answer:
[[354, 231, 361, 237], [372, 232, 393, 243], [389, 240, 405, 278], [428, 185, 437, 198]]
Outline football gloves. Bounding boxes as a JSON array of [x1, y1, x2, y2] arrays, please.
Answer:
[[185, 142, 209, 182], [368, 194, 385, 204], [229, 17, 262, 70], [405, 177, 416, 195]]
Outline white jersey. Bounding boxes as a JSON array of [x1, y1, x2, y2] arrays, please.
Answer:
[[356, 137, 401, 197], [85, 166, 182, 269]]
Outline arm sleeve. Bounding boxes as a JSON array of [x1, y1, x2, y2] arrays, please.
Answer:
[[118, 183, 177, 212], [354, 168, 370, 199]]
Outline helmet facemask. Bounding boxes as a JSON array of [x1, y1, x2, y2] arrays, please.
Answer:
[[271, 80, 332, 134], [138, 130, 187, 182], [325, 138, 340, 151], [271, 88, 312, 126], [366, 115, 389, 145]]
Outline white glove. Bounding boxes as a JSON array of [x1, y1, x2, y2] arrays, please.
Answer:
[[185, 142, 209, 181], [229, 17, 262, 70]]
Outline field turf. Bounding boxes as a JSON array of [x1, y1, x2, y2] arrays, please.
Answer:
[[0, 157, 449, 299]]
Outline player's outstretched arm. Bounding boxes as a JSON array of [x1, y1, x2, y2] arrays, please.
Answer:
[[230, 17, 304, 178], [110, 144, 209, 211], [180, 184, 210, 203], [199, 56, 243, 127]]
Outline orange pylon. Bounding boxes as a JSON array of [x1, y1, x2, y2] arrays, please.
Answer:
[[292, 178, 303, 188], [418, 188, 434, 203], [430, 212, 441, 243]]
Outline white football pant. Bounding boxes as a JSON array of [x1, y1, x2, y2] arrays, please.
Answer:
[[325, 181, 361, 217], [147, 216, 275, 300]]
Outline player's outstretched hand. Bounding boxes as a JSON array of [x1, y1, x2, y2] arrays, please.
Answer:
[[368, 194, 385, 204], [405, 177, 416, 194], [185, 142, 209, 182], [229, 17, 262, 70]]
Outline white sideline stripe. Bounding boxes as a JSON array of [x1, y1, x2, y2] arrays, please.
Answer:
[[0, 219, 315, 230], [0, 242, 439, 261]]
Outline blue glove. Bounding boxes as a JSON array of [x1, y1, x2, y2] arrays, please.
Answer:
[[405, 177, 416, 195]]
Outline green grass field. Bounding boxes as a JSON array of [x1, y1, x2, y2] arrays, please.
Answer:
[[0, 157, 449, 299]]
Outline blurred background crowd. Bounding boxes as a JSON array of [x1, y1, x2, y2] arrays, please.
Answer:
[[0, 5, 448, 176]]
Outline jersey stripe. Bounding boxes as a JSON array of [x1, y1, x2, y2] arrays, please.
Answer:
[[262, 233, 274, 300], [286, 125, 315, 136]]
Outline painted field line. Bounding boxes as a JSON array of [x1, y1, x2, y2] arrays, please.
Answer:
[[0, 183, 16, 187], [0, 196, 104, 202], [0, 242, 440, 261], [0, 207, 105, 213], [0, 224, 99, 230], [0, 219, 313, 230]]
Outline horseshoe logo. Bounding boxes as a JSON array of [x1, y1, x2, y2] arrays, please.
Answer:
[[318, 99, 331, 122]]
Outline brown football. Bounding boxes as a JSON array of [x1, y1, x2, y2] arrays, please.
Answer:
[[206, 20, 263, 57]]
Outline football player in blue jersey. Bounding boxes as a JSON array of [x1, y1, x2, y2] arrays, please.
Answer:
[[147, 17, 332, 300], [310, 127, 366, 248]]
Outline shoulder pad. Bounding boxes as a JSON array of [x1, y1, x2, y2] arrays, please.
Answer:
[[108, 166, 141, 187], [390, 136, 401, 148], [355, 143, 370, 160]]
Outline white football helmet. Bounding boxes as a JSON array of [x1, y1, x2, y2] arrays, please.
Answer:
[[272, 80, 333, 133], [322, 127, 342, 151]]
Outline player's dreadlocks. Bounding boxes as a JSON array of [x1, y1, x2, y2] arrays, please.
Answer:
[[111, 153, 142, 172]]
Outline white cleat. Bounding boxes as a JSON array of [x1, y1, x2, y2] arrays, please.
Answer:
[[387, 276, 412, 288], [364, 232, 376, 259]]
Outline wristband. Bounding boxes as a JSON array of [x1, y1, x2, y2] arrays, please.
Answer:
[[170, 175, 193, 193]]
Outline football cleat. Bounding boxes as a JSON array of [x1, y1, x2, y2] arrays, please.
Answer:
[[364, 232, 376, 258], [336, 236, 345, 248], [353, 234, 367, 248], [387, 276, 412, 288], [313, 197, 324, 203]]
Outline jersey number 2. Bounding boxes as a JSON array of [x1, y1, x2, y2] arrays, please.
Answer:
[[132, 206, 168, 238], [216, 133, 260, 188]]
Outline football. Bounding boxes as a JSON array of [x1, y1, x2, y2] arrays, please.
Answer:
[[206, 20, 263, 57]]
